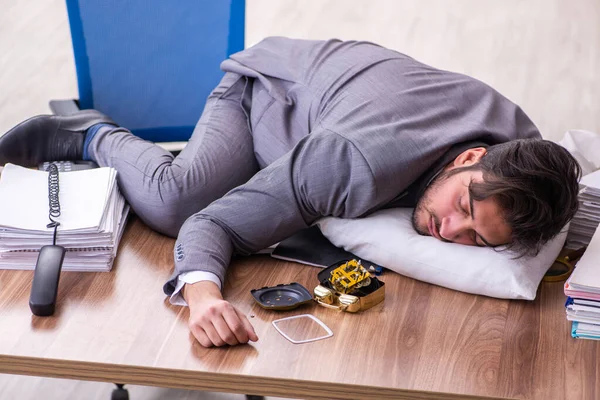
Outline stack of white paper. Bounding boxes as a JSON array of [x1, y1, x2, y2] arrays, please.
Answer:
[[566, 299, 600, 325], [0, 164, 129, 271], [571, 321, 600, 340], [564, 223, 600, 340], [566, 224, 600, 295], [566, 169, 600, 249]]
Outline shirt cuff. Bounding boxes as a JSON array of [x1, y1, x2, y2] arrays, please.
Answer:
[[168, 271, 222, 307]]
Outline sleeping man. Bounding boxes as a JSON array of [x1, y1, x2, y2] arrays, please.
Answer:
[[0, 37, 580, 347]]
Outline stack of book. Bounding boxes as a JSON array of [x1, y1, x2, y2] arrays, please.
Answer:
[[0, 163, 129, 272], [566, 169, 600, 249], [565, 223, 600, 340]]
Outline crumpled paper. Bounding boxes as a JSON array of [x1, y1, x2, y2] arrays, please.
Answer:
[[559, 129, 600, 177], [559, 129, 600, 249]]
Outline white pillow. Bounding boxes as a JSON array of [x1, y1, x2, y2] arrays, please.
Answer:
[[316, 208, 566, 300]]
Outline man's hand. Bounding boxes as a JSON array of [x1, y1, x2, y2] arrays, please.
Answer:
[[183, 280, 258, 347]]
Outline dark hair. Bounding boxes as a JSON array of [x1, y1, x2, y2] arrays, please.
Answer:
[[457, 139, 581, 257]]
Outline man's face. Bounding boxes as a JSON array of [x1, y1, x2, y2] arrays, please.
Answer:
[[411, 149, 512, 247]]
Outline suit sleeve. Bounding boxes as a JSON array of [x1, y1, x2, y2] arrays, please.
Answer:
[[163, 130, 379, 294]]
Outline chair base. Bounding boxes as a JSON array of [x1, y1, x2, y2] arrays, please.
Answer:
[[49, 99, 81, 116], [111, 384, 129, 400]]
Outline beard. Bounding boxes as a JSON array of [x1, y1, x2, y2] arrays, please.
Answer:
[[411, 169, 451, 237], [411, 192, 433, 236]]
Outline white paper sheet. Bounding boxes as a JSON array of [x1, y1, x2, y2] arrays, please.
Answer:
[[0, 164, 129, 272]]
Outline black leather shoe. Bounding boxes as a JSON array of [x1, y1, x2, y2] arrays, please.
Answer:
[[0, 110, 116, 167]]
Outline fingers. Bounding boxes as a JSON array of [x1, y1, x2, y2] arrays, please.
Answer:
[[235, 307, 259, 342], [189, 300, 258, 347], [220, 306, 249, 344], [201, 320, 228, 347], [189, 325, 214, 348], [214, 303, 259, 345], [189, 308, 225, 347]]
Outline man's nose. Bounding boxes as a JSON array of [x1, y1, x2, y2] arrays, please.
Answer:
[[439, 215, 470, 243]]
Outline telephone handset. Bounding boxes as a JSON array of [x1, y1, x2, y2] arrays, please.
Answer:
[[29, 162, 81, 316]]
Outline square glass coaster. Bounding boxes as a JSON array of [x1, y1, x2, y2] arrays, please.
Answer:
[[272, 314, 333, 344]]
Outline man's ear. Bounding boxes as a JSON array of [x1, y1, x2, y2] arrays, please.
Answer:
[[451, 147, 487, 167]]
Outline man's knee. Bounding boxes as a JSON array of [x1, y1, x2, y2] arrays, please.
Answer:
[[134, 196, 190, 238]]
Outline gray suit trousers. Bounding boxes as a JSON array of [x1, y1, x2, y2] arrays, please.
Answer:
[[88, 73, 258, 238]]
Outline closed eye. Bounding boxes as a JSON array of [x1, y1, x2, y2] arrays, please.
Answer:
[[459, 195, 483, 246], [458, 195, 469, 216]]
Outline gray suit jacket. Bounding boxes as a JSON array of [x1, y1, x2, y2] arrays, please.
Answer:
[[164, 37, 540, 293]]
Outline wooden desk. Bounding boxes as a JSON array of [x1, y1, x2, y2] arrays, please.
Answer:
[[0, 217, 597, 400]]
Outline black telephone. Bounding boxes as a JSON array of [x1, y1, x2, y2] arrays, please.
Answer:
[[38, 160, 98, 172], [30, 161, 97, 316]]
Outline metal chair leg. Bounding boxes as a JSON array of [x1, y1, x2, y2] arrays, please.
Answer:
[[109, 383, 261, 400], [111, 383, 129, 400]]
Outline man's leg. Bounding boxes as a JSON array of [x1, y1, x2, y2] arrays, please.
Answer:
[[0, 73, 258, 237], [86, 73, 259, 237], [0, 110, 116, 167]]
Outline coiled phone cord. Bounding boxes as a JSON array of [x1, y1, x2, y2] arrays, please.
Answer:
[[46, 163, 61, 245]]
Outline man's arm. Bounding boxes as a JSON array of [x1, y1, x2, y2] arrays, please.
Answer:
[[169, 130, 379, 347], [169, 271, 222, 306]]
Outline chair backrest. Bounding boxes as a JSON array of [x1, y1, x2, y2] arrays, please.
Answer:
[[66, 0, 245, 142]]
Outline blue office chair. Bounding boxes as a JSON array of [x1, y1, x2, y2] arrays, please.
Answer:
[[51, 0, 245, 143]]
